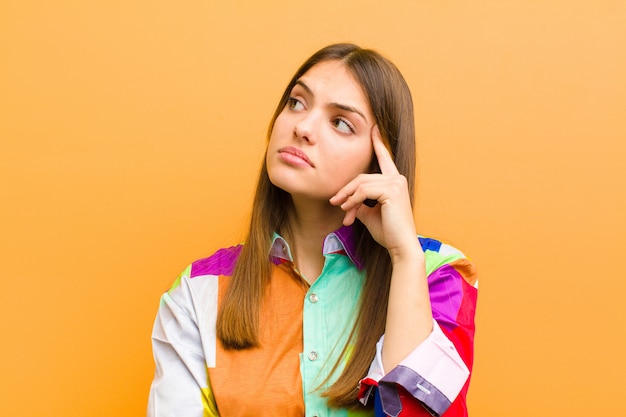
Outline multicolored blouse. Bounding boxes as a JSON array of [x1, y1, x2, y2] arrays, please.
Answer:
[[148, 225, 477, 417]]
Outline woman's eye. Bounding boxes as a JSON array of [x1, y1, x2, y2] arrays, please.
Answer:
[[332, 117, 355, 134], [287, 97, 305, 111]]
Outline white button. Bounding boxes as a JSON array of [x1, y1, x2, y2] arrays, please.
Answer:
[[308, 350, 318, 361], [416, 383, 431, 395], [309, 293, 319, 303]]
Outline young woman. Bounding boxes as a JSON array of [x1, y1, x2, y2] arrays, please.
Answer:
[[148, 43, 478, 417]]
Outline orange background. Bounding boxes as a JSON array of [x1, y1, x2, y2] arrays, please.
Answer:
[[1, 1, 625, 416]]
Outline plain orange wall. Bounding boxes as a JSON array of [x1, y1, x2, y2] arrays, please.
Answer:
[[1, 1, 625, 416]]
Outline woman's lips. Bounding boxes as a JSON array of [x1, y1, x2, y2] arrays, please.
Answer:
[[278, 146, 314, 167]]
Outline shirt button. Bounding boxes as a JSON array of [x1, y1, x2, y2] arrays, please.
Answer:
[[308, 350, 318, 361], [309, 293, 319, 303]]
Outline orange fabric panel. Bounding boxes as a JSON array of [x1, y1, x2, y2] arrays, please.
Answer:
[[209, 264, 307, 415]]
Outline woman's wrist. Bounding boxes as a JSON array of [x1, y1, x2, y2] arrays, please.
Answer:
[[387, 239, 425, 266]]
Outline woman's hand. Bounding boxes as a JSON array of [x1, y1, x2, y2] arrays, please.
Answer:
[[329, 125, 422, 262]]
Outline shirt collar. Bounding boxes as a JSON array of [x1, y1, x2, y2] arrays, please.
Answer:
[[269, 225, 364, 270]]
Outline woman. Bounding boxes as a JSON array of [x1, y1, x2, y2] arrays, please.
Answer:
[[148, 43, 478, 417]]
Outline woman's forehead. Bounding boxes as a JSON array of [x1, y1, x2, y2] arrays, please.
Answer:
[[296, 61, 372, 114]]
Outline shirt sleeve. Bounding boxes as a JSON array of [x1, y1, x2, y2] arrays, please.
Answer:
[[358, 256, 478, 417], [147, 268, 216, 417]]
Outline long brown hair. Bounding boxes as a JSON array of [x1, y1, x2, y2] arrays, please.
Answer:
[[216, 43, 416, 408]]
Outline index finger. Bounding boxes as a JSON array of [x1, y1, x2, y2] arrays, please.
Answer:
[[372, 125, 399, 175]]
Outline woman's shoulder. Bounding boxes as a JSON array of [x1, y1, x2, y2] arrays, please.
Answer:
[[187, 244, 243, 279], [166, 244, 243, 297], [418, 235, 477, 287]]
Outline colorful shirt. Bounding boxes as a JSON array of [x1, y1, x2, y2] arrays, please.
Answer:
[[147, 226, 477, 417]]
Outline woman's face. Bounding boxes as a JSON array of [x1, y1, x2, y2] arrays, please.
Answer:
[[266, 60, 375, 202]]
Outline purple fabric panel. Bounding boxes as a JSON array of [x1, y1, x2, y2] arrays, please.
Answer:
[[270, 256, 283, 265], [381, 365, 451, 417], [190, 245, 243, 278], [428, 265, 464, 332], [333, 225, 364, 270], [377, 383, 402, 417]]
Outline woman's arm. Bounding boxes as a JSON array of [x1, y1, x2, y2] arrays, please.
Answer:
[[330, 126, 434, 370], [358, 251, 477, 417], [331, 127, 477, 416], [148, 267, 217, 417], [383, 245, 431, 372]]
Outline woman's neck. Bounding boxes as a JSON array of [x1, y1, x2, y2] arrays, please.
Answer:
[[282, 196, 345, 283]]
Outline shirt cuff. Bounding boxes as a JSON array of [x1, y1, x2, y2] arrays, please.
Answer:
[[358, 320, 469, 416]]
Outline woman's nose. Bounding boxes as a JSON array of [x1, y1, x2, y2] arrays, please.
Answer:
[[293, 113, 317, 143]]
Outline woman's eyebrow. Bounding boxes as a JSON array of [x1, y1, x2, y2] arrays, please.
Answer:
[[294, 80, 368, 123], [295, 80, 313, 95], [330, 102, 367, 123]]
